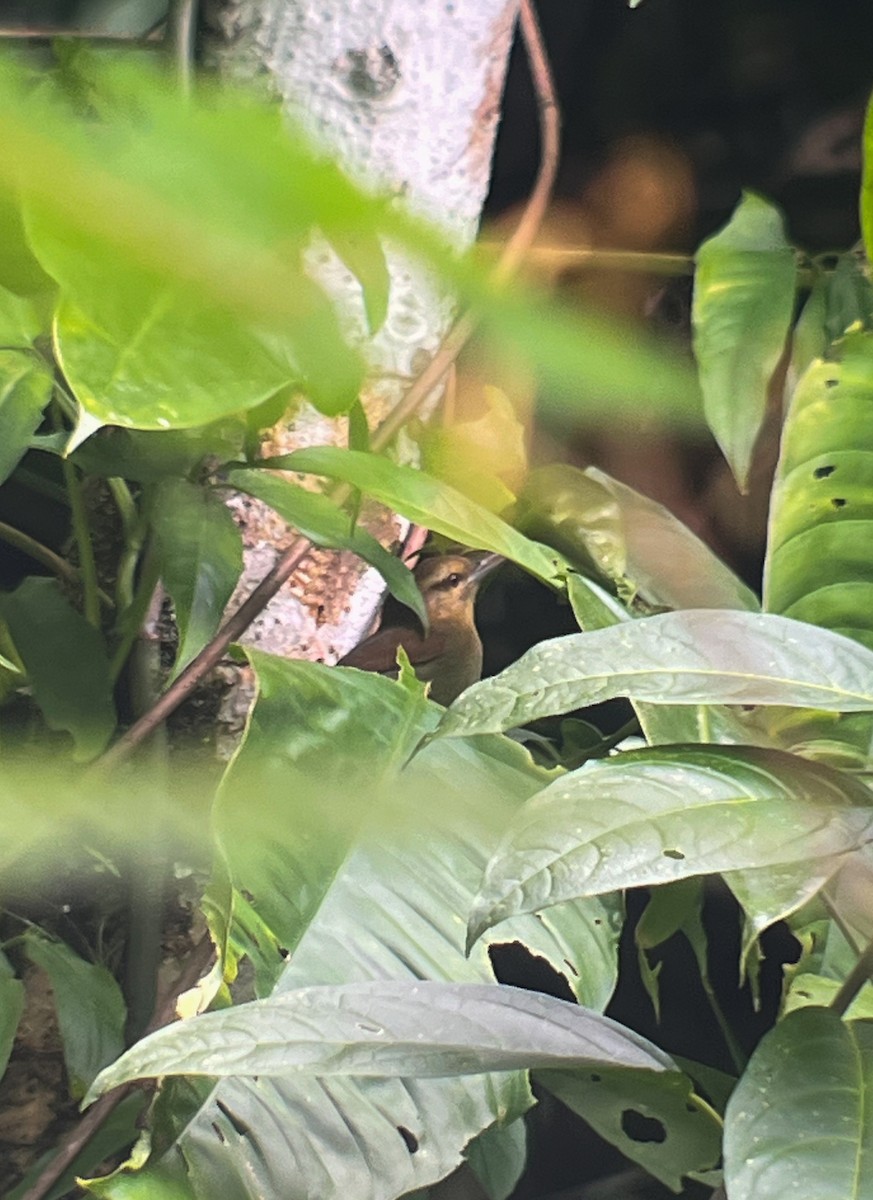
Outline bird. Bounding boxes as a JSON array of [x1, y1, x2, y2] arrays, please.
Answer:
[[337, 551, 503, 705]]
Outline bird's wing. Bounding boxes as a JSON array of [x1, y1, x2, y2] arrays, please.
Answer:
[[337, 625, 447, 676]]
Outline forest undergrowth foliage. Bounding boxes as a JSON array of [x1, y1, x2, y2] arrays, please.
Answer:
[[0, 45, 873, 1200]]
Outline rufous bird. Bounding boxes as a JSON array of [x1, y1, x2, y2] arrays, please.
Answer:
[[337, 551, 503, 705]]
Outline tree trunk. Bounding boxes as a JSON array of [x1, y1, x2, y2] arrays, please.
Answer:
[[197, 0, 520, 737]]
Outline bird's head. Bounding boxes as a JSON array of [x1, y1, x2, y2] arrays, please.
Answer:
[[414, 551, 503, 626]]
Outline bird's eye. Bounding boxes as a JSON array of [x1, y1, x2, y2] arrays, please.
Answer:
[[446, 573, 462, 587]]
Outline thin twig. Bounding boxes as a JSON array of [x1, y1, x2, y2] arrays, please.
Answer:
[[95, 0, 560, 769]]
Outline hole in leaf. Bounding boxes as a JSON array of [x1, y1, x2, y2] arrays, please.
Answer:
[[278, 946, 289, 959], [686, 1103, 698, 1113], [563, 957, 579, 977], [832, 497, 847, 508], [211, 1122, 226, 1144], [216, 1099, 253, 1139], [397, 1126, 419, 1153], [662, 848, 685, 860], [621, 1109, 666, 1144], [589, 1073, 602, 1083], [825, 378, 839, 388], [814, 464, 836, 478]]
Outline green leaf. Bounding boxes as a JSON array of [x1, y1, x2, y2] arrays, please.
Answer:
[[467, 745, 873, 947], [86, 980, 674, 1101], [784, 973, 873, 1020], [520, 464, 758, 612], [538, 1065, 722, 1192], [861, 90, 873, 262], [279, 447, 564, 586], [764, 330, 873, 650], [71, 425, 246, 483], [436, 610, 873, 740], [228, 467, 426, 627], [724, 1008, 873, 1200], [0, 949, 24, 1078], [0, 351, 53, 486], [110, 656, 619, 1200], [585, 467, 759, 611], [693, 191, 796, 490], [0, 577, 116, 759], [0, 189, 55, 297], [0, 282, 45, 347], [465, 1119, 527, 1200], [328, 229, 390, 334], [24, 931, 126, 1100], [151, 479, 243, 675]]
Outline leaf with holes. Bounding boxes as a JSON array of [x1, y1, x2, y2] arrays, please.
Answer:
[[764, 330, 873, 651], [467, 745, 873, 948], [538, 1064, 722, 1191]]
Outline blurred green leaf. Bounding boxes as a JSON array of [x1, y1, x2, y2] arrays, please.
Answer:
[[467, 745, 873, 946], [538, 1065, 722, 1191], [0, 577, 116, 760], [228, 467, 426, 626], [764, 330, 873, 651], [24, 930, 126, 1100], [437, 610, 873, 740], [693, 191, 796, 491], [281, 447, 564, 586], [0, 950, 24, 1079], [0, 283, 45, 347], [151, 479, 243, 675], [0, 351, 53, 486], [724, 1008, 873, 1200]]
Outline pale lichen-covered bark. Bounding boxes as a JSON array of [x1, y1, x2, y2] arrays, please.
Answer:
[[197, 0, 519, 732]]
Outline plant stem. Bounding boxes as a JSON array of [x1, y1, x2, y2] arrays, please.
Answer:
[[821, 888, 862, 956], [830, 935, 873, 1017], [110, 543, 161, 684], [0, 519, 113, 607], [61, 457, 101, 627]]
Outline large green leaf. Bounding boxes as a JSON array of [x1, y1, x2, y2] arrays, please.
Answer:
[[100, 657, 619, 1200], [538, 1065, 722, 1192], [0, 351, 53, 486], [0, 59, 701, 435], [227, 467, 426, 626], [87, 981, 673, 1101], [151, 479, 243, 674], [0, 576, 116, 759], [0, 282, 46, 347], [435, 610, 873, 740], [467, 745, 873, 947], [692, 191, 796, 490], [24, 931, 126, 1100], [764, 330, 873, 650], [280, 447, 564, 586], [724, 1008, 873, 1200]]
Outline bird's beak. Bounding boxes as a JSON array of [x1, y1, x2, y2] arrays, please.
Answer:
[[466, 551, 504, 585]]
